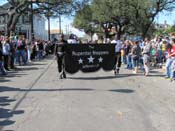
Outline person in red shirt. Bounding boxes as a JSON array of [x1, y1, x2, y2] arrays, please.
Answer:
[[169, 39, 175, 81]]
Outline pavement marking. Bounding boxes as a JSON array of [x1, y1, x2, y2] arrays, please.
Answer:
[[0, 58, 55, 131]]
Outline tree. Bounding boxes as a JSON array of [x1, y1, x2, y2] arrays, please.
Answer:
[[0, 0, 89, 37], [73, 4, 93, 33], [130, 0, 175, 38], [73, 0, 175, 39]]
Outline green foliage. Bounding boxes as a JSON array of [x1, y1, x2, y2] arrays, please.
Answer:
[[73, 0, 175, 38], [154, 25, 175, 36], [73, 4, 93, 33]]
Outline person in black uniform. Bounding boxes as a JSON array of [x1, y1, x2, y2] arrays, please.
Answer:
[[54, 34, 67, 79]]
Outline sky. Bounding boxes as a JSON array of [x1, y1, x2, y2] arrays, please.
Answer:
[[45, 16, 85, 37], [0, 0, 175, 37], [47, 10, 175, 37]]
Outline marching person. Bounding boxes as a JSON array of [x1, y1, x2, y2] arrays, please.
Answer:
[[55, 34, 67, 79], [111, 35, 122, 74]]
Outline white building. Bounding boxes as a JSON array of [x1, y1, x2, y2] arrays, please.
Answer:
[[0, 3, 48, 40]]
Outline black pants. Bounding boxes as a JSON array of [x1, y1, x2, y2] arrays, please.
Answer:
[[10, 54, 15, 69], [57, 55, 63, 73], [56, 55, 66, 78], [114, 52, 121, 70], [3, 55, 9, 70]]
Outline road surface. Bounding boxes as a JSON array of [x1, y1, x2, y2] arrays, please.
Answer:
[[0, 56, 175, 131]]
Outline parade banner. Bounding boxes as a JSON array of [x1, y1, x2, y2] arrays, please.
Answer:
[[64, 44, 116, 74]]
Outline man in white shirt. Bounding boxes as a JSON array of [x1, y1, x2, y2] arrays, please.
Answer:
[[67, 34, 77, 44], [111, 35, 122, 74]]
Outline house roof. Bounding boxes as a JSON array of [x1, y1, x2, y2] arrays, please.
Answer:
[[0, 3, 11, 9], [50, 29, 62, 34], [0, 2, 12, 14]]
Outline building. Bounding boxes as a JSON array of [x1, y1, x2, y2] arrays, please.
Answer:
[[0, 3, 48, 40], [155, 20, 171, 29], [49, 29, 62, 41]]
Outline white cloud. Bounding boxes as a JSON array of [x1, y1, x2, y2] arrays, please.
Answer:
[[45, 16, 85, 37]]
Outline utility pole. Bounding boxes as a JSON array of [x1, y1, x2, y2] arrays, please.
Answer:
[[46, 0, 51, 41], [47, 16, 51, 41], [59, 14, 61, 34], [30, 0, 34, 41]]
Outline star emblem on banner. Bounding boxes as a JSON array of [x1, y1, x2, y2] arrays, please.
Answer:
[[88, 56, 95, 63], [78, 58, 83, 64], [98, 57, 103, 63]]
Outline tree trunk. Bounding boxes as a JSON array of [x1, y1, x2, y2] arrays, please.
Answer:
[[141, 22, 152, 39], [5, 10, 21, 37], [117, 26, 123, 40], [6, 12, 15, 36]]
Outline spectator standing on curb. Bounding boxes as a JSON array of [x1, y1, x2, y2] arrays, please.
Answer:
[[165, 41, 174, 79], [37, 40, 44, 60], [142, 38, 151, 76], [2, 37, 10, 71], [125, 40, 132, 69], [0, 40, 7, 75], [169, 38, 175, 82], [26, 39, 31, 62], [131, 40, 141, 74], [9, 37, 16, 69]]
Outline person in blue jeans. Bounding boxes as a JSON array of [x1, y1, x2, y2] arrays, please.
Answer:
[[169, 39, 175, 81], [170, 59, 175, 82], [37, 41, 44, 60], [131, 40, 141, 74], [165, 43, 173, 78], [0, 41, 7, 75], [16, 38, 27, 65], [125, 40, 133, 69]]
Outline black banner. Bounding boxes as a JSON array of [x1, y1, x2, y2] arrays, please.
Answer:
[[64, 44, 116, 74]]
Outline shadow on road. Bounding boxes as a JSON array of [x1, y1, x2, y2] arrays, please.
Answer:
[[0, 78, 11, 82], [0, 93, 24, 128], [109, 89, 135, 93], [0, 86, 94, 92], [0, 85, 134, 129], [68, 73, 144, 80], [0, 86, 135, 94], [0, 66, 40, 83], [17, 67, 39, 71], [26, 63, 47, 66], [68, 76, 117, 80]]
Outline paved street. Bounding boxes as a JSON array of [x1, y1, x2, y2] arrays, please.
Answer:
[[0, 56, 175, 131]]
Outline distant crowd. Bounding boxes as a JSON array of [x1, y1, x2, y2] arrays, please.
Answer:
[[0, 36, 54, 76]]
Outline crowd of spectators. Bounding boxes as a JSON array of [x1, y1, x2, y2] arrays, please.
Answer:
[[110, 34, 175, 82], [1, 33, 175, 82], [82, 33, 175, 82], [0, 35, 54, 76]]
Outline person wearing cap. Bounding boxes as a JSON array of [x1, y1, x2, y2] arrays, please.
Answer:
[[67, 34, 77, 44], [55, 34, 67, 79]]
